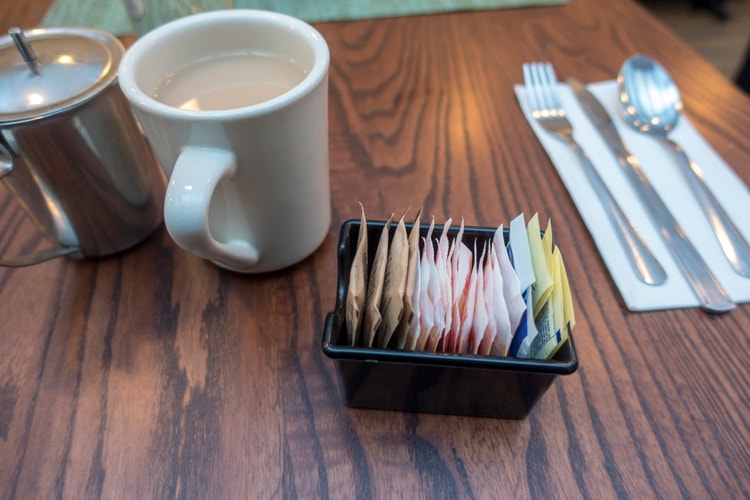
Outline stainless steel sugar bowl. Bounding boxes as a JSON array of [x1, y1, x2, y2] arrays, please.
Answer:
[[0, 27, 165, 266]]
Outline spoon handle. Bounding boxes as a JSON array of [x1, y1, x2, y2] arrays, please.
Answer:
[[668, 139, 750, 278], [569, 142, 667, 286], [618, 154, 735, 313]]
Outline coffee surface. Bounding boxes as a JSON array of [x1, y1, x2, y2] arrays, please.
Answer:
[[153, 53, 308, 111]]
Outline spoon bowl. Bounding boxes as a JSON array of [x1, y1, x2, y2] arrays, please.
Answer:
[[618, 54, 750, 279], [618, 55, 682, 137]]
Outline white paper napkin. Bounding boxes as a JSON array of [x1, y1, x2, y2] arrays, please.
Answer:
[[514, 80, 750, 311]]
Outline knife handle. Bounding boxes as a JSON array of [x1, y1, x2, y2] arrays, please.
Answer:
[[569, 142, 667, 286]]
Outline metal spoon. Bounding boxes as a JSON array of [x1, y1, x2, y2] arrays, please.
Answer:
[[618, 54, 750, 279]]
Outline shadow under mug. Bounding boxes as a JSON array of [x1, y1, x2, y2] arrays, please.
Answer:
[[118, 10, 331, 273]]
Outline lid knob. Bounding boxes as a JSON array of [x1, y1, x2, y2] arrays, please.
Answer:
[[9, 28, 39, 76]]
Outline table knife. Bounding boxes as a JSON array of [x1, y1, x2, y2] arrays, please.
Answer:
[[567, 78, 734, 313]]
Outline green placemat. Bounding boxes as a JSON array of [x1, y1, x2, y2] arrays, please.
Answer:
[[42, 0, 567, 35]]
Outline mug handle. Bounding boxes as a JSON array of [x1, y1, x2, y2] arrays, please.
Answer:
[[0, 143, 81, 267], [164, 147, 260, 270]]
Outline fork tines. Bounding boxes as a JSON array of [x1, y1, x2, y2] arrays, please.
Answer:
[[523, 62, 564, 118]]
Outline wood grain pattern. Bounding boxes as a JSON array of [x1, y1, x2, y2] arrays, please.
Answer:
[[1, 0, 749, 498]]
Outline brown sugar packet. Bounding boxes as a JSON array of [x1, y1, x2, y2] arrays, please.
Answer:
[[345, 203, 368, 346], [375, 211, 409, 348], [392, 208, 422, 350], [362, 214, 393, 347]]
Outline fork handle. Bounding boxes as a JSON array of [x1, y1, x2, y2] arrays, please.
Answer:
[[569, 141, 667, 286]]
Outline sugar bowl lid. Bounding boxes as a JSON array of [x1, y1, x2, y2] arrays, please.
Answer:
[[0, 27, 124, 125]]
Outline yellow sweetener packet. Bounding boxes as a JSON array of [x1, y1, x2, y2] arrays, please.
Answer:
[[526, 213, 554, 318]]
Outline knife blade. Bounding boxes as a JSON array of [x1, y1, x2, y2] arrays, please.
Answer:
[[567, 78, 734, 313]]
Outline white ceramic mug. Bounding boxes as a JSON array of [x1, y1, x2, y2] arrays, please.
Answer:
[[118, 10, 331, 272]]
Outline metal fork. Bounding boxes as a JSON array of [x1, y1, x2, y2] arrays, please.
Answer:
[[523, 62, 667, 286]]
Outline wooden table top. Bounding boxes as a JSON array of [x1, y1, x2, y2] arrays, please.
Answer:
[[2, 0, 749, 498]]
